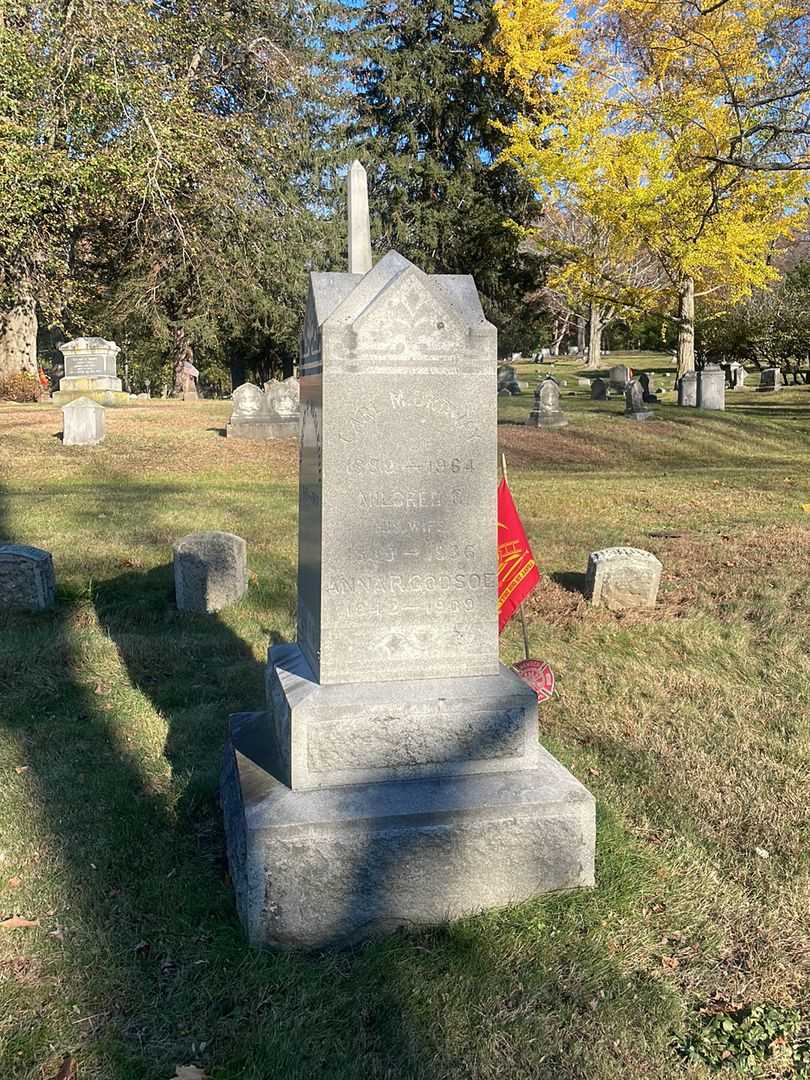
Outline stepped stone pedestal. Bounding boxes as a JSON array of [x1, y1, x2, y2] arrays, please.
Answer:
[[220, 162, 595, 950]]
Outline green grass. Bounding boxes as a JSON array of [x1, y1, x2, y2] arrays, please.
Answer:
[[1, 353, 809, 1079]]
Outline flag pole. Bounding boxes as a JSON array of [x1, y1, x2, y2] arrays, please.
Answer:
[[500, 453, 531, 662]]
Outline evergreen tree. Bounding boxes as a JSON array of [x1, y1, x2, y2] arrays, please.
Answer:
[[341, 0, 545, 354]]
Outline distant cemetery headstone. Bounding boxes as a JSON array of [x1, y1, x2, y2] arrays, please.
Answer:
[[220, 160, 595, 950], [53, 338, 129, 406], [173, 531, 248, 612], [609, 364, 631, 390], [0, 545, 56, 611], [637, 372, 659, 403], [180, 361, 199, 400], [497, 364, 521, 395], [677, 371, 698, 406], [758, 367, 783, 392], [727, 362, 747, 390], [624, 378, 654, 421], [697, 363, 725, 410], [226, 378, 300, 439], [590, 377, 608, 400], [62, 397, 105, 446], [585, 547, 662, 610], [526, 375, 568, 429]]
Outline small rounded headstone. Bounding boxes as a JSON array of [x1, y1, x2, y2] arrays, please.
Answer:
[[677, 371, 698, 407], [173, 531, 248, 613]]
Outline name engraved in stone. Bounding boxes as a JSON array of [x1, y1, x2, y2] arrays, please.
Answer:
[[326, 571, 496, 596], [359, 490, 442, 510], [389, 389, 473, 428]]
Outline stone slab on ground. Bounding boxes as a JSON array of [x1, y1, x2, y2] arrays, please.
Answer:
[[261, 643, 539, 791], [0, 544, 56, 610], [222, 710, 596, 950], [226, 416, 298, 439], [585, 547, 662, 610]]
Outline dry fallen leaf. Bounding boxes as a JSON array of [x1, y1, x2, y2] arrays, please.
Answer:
[[661, 955, 680, 970], [50, 1054, 76, 1080], [49, 927, 66, 942], [6, 876, 21, 889], [174, 1067, 208, 1080], [0, 915, 39, 929], [14, 765, 29, 775]]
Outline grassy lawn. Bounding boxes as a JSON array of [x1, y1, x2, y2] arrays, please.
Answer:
[[1, 351, 809, 1079]]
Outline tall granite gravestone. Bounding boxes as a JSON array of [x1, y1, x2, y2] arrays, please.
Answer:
[[220, 161, 595, 950], [637, 372, 658, 403], [0, 545, 56, 610], [526, 375, 568, 429], [678, 371, 697, 406], [624, 378, 654, 421], [697, 363, 725, 410], [727, 362, 747, 389], [62, 397, 105, 445], [53, 338, 129, 405], [497, 364, 521, 395]]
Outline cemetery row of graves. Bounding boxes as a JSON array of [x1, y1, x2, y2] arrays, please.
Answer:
[[1, 344, 809, 1077]]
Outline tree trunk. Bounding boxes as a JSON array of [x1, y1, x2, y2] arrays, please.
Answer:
[[551, 314, 569, 356], [171, 325, 194, 396], [677, 277, 695, 377], [576, 314, 586, 354], [0, 298, 37, 379], [586, 300, 602, 369]]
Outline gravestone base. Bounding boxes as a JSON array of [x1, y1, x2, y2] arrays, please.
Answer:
[[222, 710, 595, 950], [526, 412, 568, 430], [54, 375, 129, 407], [623, 410, 654, 422], [226, 415, 299, 439]]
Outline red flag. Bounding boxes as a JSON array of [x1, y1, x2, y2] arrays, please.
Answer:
[[497, 477, 540, 633]]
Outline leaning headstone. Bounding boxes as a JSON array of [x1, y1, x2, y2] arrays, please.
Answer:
[[526, 375, 568, 429], [0, 545, 56, 611], [590, 377, 608, 400], [53, 337, 129, 406], [758, 367, 783, 392], [697, 363, 725, 410], [585, 547, 662, 610], [637, 372, 659, 403], [677, 371, 698, 406], [173, 531, 247, 612], [624, 378, 654, 421], [497, 364, 521, 396], [220, 160, 595, 951], [62, 397, 105, 446], [609, 364, 631, 390]]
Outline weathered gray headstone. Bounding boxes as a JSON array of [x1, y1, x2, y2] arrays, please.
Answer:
[[526, 375, 568, 429], [497, 364, 521, 396], [758, 367, 783, 392], [585, 547, 662, 610], [62, 396, 105, 446], [220, 160, 595, 950], [0, 545, 56, 610], [727, 362, 747, 390], [173, 531, 247, 612], [677, 371, 697, 406], [609, 364, 631, 390], [697, 363, 725, 410], [53, 337, 128, 405], [624, 378, 654, 421], [590, 377, 607, 400]]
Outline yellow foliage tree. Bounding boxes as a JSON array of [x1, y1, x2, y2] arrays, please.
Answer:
[[486, 0, 810, 375]]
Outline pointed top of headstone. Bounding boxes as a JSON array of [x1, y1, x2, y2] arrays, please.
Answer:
[[347, 160, 372, 276]]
